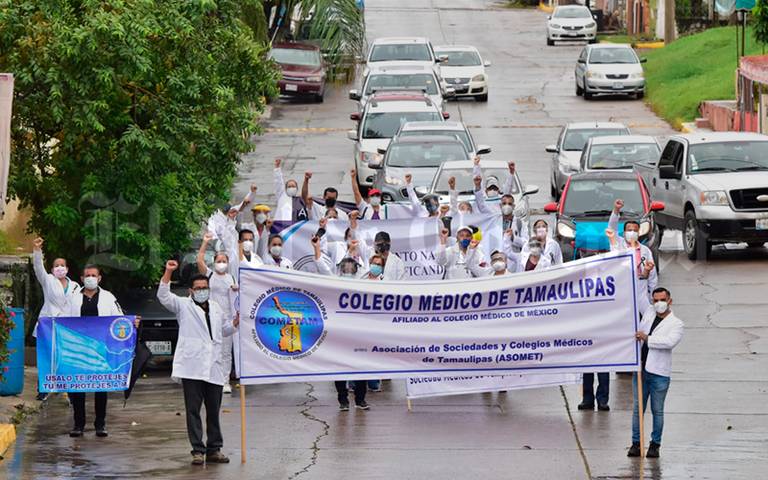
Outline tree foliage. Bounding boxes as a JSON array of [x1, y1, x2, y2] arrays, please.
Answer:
[[754, 0, 768, 46], [0, 0, 279, 288]]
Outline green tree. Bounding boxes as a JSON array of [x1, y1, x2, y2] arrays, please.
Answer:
[[754, 0, 768, 46], [0, 0, 279, 288]]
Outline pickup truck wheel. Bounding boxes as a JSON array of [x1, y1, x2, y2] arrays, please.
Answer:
[[576, 82, 583, 96], [684, 210, 710, 260], [550, 182, 558, 199]]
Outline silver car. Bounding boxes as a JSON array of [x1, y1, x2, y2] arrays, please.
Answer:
[[349, 64, 453, 110], [370, 136, 471, 203], [546, 122, 630, 198], [395, 121, 491, 157], [575, 44, 647, 99], [580, 135, 661, 172]]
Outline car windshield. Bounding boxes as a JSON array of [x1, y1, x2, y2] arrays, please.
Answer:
[[365, 73, 438, 95], [362, 112, 443, 139], [554, 7, 591, 18], [589, 48, 638, 64], [370, 44, 432, 62], [687, 141, 768, 173], [434, 168, 519, 195], [386, 143, 468, 168], [563, 128, 626, 151], [269, 48, 321, 67], [563, 179, 644, 216], [399, 130, 472, 153], [587, 143, 660, 169], [437, 50, 481, 66]]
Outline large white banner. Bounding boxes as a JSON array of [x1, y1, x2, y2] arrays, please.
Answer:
[[405, 373, 582, 400], [238, 252, 640, 385], [276, 213, 502, 280]]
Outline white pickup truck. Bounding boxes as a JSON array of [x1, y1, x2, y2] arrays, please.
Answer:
[[635, 132, 768, 260]]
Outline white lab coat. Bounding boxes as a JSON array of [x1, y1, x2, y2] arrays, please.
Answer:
[[522, 236, 563, 265], [638, 308, 684, 377], [262, 253, 293, 269], [608, 212, 658, 313], [382, 252, 406, 280], [357, 200, 384, 220], [436, 244, 485, 279], [238, 222, 270, 259], [309, 203, 349, 221], [64, 287, 123, 317], [506, 250, 552, 272], [32, 250, 80, 319], [157, 281, 235, 385]]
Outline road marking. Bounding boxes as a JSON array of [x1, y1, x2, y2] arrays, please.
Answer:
[[265, 127, 348, 134], [263, 123, 668, 135]]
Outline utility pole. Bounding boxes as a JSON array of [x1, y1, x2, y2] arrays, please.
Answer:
[[664, 0, 676, 45]]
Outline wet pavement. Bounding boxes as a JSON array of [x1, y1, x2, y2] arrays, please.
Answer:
[[2, 1, 767, 478]]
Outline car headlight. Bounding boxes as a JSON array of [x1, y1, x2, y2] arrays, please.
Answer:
[[586, 71, 604, 79], [471, 74, 486, 82], [639, 221, 651, 236], [557, 222, 575, 238], [385, 176, 403, 185], [550, 23, 561, 29], [306, 76, 323, 83], [630, 72, 644, 79], [700, 190, 729, 205], [586, 22, 596, 29]]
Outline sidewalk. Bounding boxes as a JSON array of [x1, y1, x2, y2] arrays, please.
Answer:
[[0, 366, 42, 458]]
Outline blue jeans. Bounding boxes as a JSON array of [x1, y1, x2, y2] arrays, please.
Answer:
[[632, 371, 670, 444], [582, 372, 609, 405]]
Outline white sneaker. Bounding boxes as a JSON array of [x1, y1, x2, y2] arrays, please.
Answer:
[[223, 383, 232, 394]]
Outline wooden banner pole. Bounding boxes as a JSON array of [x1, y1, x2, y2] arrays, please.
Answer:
[[406, 398, 412, 412], [637, 368, 645, 459], [240, 384, 247, 464]]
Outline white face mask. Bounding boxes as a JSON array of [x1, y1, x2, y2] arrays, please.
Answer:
[[492, 261, 506, 272], [459, 208, 471, 215], [500, 204, 514, 216], [193, 289, 210, 304], [536, 227, 547, 239], [286, 186, 298, 197], [214, 262, 228, 273], [255, 213, 267, 224], [241, 240, 254, 253], [625, 231, 639, 243], [370, 196, 381, 207], [529, 247, 542, 257], [83, 276, 99, 290], [340, 272, 355, 279], [53, 266, 68, 279], [653, 301, 669, 314], [270, 245, 283, 257], [486, 190, 499, 199]]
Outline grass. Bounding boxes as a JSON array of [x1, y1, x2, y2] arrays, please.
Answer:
[[598, 34, 658, 44], [643, 26, 765, 129], [0, 231, 13, 255]]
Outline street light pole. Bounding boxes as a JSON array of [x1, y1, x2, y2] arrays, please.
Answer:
[[664, 0, 676, 44]]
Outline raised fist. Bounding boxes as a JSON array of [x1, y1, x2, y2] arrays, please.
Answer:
[[508, 161, 516, 174], [274, 158, 282, 169], [305, 171, 313, 180], [405, 173, 412, 184], [33, 237, 43, 249], [448, 176, 456, 190], [203, 232, 214, 243], [250, 184, 258, 193], [614, 199, 624, 212], [165, 260, 179, 271]]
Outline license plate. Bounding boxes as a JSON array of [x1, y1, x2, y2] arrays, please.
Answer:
[[146, 341, 172, 355], [567, 33, 578, 37], [757, 218, 768, 230], [613, 82, 623, 89], [285, 84, 298, 92]]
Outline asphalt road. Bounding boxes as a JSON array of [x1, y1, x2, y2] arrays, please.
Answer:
[[3, 2, 767, 479]]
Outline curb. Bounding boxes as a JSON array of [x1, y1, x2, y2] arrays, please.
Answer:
[[0, 423, 16, 458], [538, 2, 554, 13], [635, 41, 665, 49]]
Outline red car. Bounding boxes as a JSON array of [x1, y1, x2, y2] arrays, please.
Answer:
[[270, 42, 327, 102]]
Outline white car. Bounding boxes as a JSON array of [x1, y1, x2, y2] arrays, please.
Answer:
[[580, 135, 661, 172], [546, 5, 597, 46], [347, 91, 449, 189], [349, 64, 452, 110], [433, 45, 490, 102], [364, 37, 440, 77], [575, 44, 647, 99]]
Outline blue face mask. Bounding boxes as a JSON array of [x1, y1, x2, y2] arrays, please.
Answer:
[[459, 238, 471, 249], [370, 264, 383, 277]]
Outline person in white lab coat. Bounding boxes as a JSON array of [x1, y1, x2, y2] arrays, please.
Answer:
[[373, 231, 406, 280], [470, 250, 512, 277], [404, 173, 440, 218], [273, 157, 307, 221], [157, 260, 237, 466], [262, 234, 293, 269], [302, 171, 348, 221], [64, 264, 128, 438], [32, 237, 79, 400], [437, 226, 484, 279], [239, 204, 271, 259], [522, 219, 563, 265], [629, 287, 684, 459], [196, 233, 238, 394], [509, 239, 552, 272], [351, 168, 384, 219]]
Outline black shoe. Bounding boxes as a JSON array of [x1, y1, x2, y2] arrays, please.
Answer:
[[597, 403, 610, 411], [646, 442, 660, 458], [577, 402, 594, 410], [339, 403, 350, 411], [36, 392, 48, 401], [355, 401, 370, 410], [627, 443, 641, 457], [95, 428, 108, 438], [69, 429, 84, 438]]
